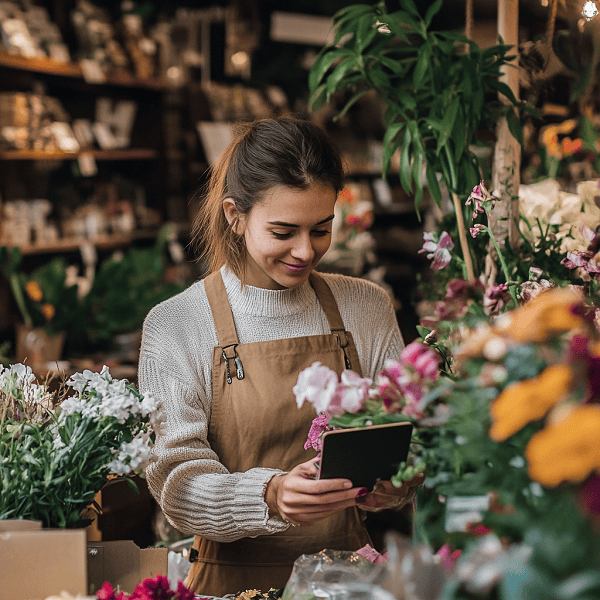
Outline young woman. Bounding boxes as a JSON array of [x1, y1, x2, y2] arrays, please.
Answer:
[[139, 117, 416, 597]]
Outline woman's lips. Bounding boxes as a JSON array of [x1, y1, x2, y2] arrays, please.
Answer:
[[281, 261, 310, 273]]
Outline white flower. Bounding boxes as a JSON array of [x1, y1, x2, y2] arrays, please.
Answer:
[[293, 361, 339, 413]]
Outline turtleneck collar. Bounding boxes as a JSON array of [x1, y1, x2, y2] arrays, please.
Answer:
[[220, 266, 317, 317]]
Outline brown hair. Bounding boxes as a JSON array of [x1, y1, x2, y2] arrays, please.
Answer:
[[191, 117, 345, 280]]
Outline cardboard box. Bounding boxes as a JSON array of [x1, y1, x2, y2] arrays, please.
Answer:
[[87, 541, 168, 594], [0, 521, 87, 600]]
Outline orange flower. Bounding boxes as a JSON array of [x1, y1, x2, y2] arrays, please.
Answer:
[[489, 364, 574, 441], [525, 405, 600, 487], [25, 280, 43, 302], [495, 287, 584, 344], [41, 303, 55, 321]]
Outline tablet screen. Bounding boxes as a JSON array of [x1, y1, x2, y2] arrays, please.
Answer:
[[318, 421, 413, 490]]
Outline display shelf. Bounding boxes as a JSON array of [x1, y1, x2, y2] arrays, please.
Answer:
[[15, 229, 160, 256], [0, 51, 169, 90], [0, 148, 158, 160]]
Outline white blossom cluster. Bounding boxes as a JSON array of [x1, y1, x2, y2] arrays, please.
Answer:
[[62, 365, 166, 433], [0, 363, 47, 402], [58, 365, 166, 476]]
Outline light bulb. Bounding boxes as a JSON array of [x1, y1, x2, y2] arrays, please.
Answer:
[[582, 0, 599, 20]]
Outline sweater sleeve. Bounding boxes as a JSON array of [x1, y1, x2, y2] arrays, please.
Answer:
[[139, 302, 289, 542]]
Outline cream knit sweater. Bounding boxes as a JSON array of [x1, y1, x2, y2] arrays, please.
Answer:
[[139, 266, 404, 542]]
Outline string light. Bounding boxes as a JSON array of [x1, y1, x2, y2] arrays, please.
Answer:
[[582, 0, 599, 20]]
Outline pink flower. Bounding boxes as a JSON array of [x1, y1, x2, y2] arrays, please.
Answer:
[[327, 370, 372, 416], [376, 359, 426, 418], [401, 341, 440, 381], [419, 231, 454, 270], [304, 413, 333, 451], [436, 544, 462, 574], [483, 283, 510, 315], [466, 180, 496, 220], [470, 224, 485, 238], [578, 474, 600, 515], [356, 543, 389, 563], [293, 362, 339, 413]]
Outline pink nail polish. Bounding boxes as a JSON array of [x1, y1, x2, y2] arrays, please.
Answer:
[[356, 488, 369, 498]]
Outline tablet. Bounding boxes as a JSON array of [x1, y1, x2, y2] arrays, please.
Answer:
[[318, 421, 413, 490]]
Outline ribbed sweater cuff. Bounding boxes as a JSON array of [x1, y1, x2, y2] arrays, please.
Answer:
[[234, 468, 290, 534]]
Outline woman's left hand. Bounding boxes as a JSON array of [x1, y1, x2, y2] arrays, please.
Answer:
[[355, 472, 425, 512]]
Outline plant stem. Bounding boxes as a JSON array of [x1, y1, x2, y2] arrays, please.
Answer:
[[9, 273, 33, 327], [484, 225, 519, 306], [451, 192, 476, 282]]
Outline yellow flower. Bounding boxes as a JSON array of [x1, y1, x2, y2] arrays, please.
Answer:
[[41, 303, 55, 321], [489, 364, 574, 441], [25, 280, 43, 302], [495, 287, 584, 344], [525, 405, 600, 487]]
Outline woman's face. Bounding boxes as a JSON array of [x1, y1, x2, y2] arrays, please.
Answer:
[[224, 183, 336, 290]]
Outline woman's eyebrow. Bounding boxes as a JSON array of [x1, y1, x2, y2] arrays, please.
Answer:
[[268, 215, 335, 227]]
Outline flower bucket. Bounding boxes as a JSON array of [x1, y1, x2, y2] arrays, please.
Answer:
[[15, 323, 66, 365]]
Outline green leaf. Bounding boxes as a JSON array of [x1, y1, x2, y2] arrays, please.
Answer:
[[399, 0, 421, 19], [382, 122, 404, 177], [412, 150, 424, 216], [308, 47, 354, 91], [325, 56, 359, 97], [426, 164, 442, 207], [556, 571, 600, 599], [413, 43, 431, 90], [440, 95, 460, 147], [487, 78, 519, 106], [424, 0, 443, 27], [335, 89, 371, 121], [355, 15, 378, 53], [399, 126, 413, 193], [505, 108, 524, 146], [452, 104, 466, 161], [378, 54, 405, 75], [367, 67, 391, 90]]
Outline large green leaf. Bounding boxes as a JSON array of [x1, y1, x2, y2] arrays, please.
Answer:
[[325, 55, 359, 97], [425, 163, 442, 206], [399, 126, 413, 192], [505, 107, 524, 146], [382, 122, 404, 177], [424, 0, 443, 27], [413, 43, 431, 90], [308, 47, 354, 91]]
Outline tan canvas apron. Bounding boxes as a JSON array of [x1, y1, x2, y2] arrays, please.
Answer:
[[184, 270, 371, 597]]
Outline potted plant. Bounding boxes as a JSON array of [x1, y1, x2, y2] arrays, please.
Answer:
[[0, 246, 81, 364], [309, 0, 534, 281]]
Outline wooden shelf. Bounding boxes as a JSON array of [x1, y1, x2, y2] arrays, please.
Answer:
[[16, 229, 160, 256], [0, 148, 158, 160], [0, 51, 170, 90]]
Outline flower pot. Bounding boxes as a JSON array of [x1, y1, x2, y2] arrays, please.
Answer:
[[15, 323, 66, 365]]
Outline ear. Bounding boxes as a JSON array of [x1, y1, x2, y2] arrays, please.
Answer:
[[222, 198, 245, 234]]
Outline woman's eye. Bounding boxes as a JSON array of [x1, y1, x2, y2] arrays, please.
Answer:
[[312, 229, 331, 237], [272, 231, 292, 239]]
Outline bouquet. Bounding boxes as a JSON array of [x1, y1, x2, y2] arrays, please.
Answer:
[[293, 339, 444, 488], [0, 363, 165, 528]]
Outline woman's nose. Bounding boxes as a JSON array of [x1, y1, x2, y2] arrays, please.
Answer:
[[291, 234, 315, 261]]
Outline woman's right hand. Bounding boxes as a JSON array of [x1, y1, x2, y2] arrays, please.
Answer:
[[265, 456, 367, 526]]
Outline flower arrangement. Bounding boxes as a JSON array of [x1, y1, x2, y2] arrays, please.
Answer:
[[416, 285, 600, 599], [0, 246, 81, 336], [0, 363, 165, 528]]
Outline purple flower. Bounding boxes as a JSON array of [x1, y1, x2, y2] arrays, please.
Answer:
[[419, 231, 454, 270]]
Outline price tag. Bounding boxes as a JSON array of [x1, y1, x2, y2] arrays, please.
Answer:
[[444, 494, 490, 533]]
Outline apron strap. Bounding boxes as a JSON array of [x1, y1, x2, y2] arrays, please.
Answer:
[[204, 270, 239, 347], [309, 272, 360, 371]]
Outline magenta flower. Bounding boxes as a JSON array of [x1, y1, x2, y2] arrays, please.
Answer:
[[419, 231, 454, 270], [304, 413, 333, 451], [466, 180, 496, 220], [356, 543, 389, 563], [436, 544, 462, 574], [293, 361, 339, 413], [401, 341, 440, 381], [377, 359, 427, 418]]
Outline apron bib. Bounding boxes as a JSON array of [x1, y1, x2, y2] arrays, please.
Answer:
[[185, 271, 370, 597]]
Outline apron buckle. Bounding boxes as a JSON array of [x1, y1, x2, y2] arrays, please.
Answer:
[[222, 344, 245, 383], [332, 329, 352, 369]]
